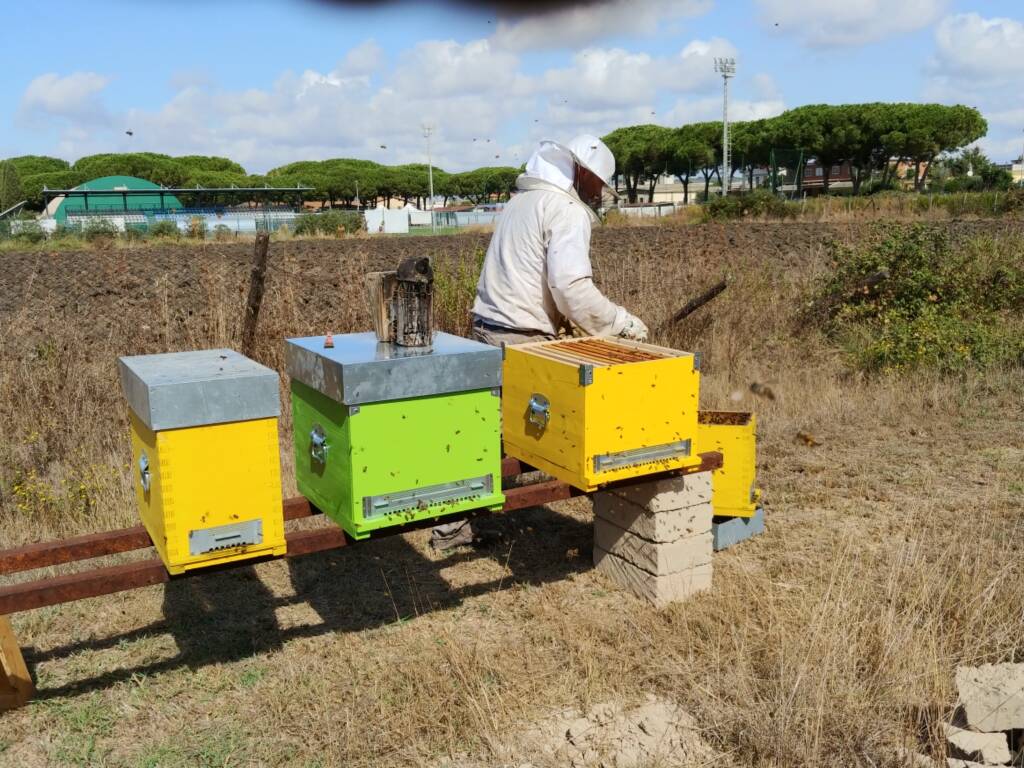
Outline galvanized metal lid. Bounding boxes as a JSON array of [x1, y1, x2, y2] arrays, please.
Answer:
[[119, 349, 280, 431], [285, 332, 501, 405]]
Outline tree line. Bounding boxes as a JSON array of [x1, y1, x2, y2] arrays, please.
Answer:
[[0, 152, 521, 212], [602, 103, 990, 202], [0, 102, 1001, 214]]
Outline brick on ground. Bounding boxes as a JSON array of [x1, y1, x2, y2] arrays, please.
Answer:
[[593, 494, 711, 544], [594, 518, 711, 577], [605, 470, 712, 512], [955, 664, 1024, 732], [941, 722, 1010, 765], [593, 546, 712, 607]]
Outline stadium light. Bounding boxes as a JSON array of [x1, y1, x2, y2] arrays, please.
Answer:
[[714, 57, 736, 198], [422, 123, 436, 233]]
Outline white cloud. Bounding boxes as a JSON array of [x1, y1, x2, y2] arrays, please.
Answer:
[[23, 31, 781, 172], [751, 73, 780, 101], [493, 0, 711, 51], [924, 13, 1024, 162], [392, 39, 526, 97], [540, 38, 736, 110], [666, 96, 786, 125], [756, 0, 948, 47], [932, 13, 1024, 83], [20, 72, 111, 124], [339, 40, 384, 76]]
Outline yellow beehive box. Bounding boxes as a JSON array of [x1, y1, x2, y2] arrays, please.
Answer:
[[502, 337, 703, 491], [119, 349, 286, 574], [697, 411, 760, 518]]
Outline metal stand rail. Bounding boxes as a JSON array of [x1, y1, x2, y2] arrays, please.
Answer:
[[0, 452, 721, 710]]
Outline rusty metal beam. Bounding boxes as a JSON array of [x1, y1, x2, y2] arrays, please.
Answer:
[[0, 452, 721, 615], [0, 480, 572, 615], [0, 459, 527, 577]]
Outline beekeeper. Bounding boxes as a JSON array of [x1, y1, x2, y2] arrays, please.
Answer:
[[432, 136, 647, 552], [470, 134, 648, 346]]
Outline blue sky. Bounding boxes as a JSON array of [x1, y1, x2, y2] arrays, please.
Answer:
[[3, 0, 1023, 172]]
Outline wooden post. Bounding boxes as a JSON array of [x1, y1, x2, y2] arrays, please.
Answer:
[[0, 616, 33, 710], [241, 231, 270, 358]]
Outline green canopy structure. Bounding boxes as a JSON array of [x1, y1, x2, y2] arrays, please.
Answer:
[[52, 176, 183, 223]]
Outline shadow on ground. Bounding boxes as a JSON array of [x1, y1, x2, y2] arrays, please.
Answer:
[[26, 504, 592, 700]]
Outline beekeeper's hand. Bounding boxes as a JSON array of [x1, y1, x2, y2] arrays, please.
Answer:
[[618, 313, 649, 342]]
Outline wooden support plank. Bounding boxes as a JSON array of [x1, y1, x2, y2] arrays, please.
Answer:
[[0, 615, 35, 710]]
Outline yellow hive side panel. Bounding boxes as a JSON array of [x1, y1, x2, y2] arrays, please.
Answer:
[[581, 357, 702, 489], [501, 346, 587, 485], [136, 417, 285, 573], [696, 413, 758, 518], [128, 412, 170, 567]]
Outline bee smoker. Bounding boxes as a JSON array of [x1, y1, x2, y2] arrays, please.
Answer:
[[365, 257, 434, 348]]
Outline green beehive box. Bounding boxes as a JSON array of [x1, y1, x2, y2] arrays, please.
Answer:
[[285, 332, 505, 539]]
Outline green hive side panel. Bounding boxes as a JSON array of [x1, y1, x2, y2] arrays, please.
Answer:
[[291, 380, 504, 539], [290, 380, 354, 525]]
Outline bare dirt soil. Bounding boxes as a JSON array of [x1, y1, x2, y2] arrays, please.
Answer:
[[0, 221, 1021, 767], [2, 222, 1017, 348]]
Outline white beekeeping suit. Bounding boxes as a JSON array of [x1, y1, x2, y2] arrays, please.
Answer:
[[471, 136, 647, 341]]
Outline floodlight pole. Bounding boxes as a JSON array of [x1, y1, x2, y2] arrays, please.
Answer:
[[714, 57, 736, 198], [423, 124, 436, 232]]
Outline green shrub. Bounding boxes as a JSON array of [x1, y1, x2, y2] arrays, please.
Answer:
[[213, 224, 234, 241], [82, 218, 119, 243], [943, 175, 985, 193], [50, 224, 81, 241], [124, 225, 148, 243], [293, 210, 364, 236], [861, 178, 901, 195], [819, 225, 1024, 372], [149, 220, 180, 239], [12, 220, 46, 244], [703, 189, 797, 221]]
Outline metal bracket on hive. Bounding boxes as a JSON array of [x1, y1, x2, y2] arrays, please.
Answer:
[[189, 519, 263, 556], [363, 475, 494, 519], [593, 439, 692, 473], [527, 393, 550, 431]]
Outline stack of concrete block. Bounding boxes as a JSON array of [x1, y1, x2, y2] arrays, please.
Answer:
[[942, 664, 1024, 767], [898, 664, 1024, 767], [592, 471, 713, 607]]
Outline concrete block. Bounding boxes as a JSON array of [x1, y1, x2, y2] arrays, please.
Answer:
[[594, 519, 711, 576], [593, 546, 712, 607], [712, 508, 766, 551], [593, 493, 711, 543], [606, 471, 712, 513], [941, 723, 1010, 765], [956, 663, 1024, 732]]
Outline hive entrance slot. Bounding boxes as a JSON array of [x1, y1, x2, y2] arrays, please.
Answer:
[[698, 411, 752, 426]]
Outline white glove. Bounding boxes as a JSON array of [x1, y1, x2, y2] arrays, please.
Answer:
[[618, 313, 649, 342]]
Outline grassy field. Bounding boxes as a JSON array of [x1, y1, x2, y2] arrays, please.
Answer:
[[0, 221, 1021, 767]]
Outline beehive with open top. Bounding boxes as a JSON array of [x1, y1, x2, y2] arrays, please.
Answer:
[[502, 337, 703, 491]]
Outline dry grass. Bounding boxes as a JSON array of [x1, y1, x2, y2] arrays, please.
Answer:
[[0, 223, 1021, 767]]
